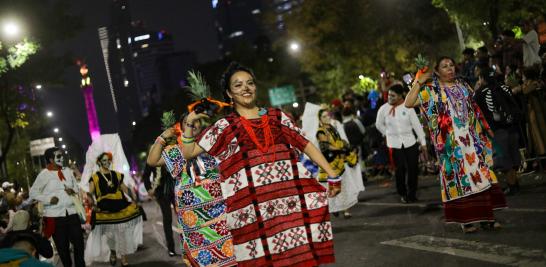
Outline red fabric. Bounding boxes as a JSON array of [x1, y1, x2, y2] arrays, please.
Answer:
[[42, 217, 56, 238], [388, 100, 404, 117], [197, 108, 335, 266], [443, 184, 507, 224], [46, 163, 65, 181]]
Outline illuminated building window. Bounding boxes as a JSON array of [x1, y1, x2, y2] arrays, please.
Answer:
[[124, 79, 129, 87], [116, 38, 121, 49], [133, 52, 138, 58], [120, 58, 125, 62], [141, 43, 149, 48], [252, 9, 261, 14], [212, 0, 218, 8], [134, 34, 150, 42]]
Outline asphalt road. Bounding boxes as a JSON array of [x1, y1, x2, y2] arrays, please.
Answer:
[[53, 171, 546, 266]]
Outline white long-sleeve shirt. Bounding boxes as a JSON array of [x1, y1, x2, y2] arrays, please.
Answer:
[[375, 103, 426, 149], [29, 168, 79, 217]]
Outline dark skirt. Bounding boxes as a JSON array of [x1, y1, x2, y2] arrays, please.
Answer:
[[444, 184, 507, 224]]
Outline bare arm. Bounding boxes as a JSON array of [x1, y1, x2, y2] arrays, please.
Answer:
[[303, 142, 337, 178], [405, 71, 431, 108], [181, 112, 209, 159]]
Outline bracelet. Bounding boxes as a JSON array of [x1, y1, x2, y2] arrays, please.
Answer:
[[155, 136, 166, 146], [327, 175, 342, 184], [181, 136, 195, 144]]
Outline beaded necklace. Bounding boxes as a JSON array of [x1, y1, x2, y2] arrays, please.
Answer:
[[442, 81, 469, 125], [239, 108, 275, 154]]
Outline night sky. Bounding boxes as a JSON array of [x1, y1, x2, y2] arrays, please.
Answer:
[[44, 0, 219, 157]]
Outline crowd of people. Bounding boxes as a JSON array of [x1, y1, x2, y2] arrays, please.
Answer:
[[0, 18, 545, 267]]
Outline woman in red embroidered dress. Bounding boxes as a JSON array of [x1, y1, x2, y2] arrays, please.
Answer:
[[181, 62, 341, 266]]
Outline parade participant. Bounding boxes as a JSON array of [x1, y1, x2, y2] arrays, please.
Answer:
[[85, 152, 142, 267], [303, 104, 364, 218], [147, 111, 237, 267], [405, 56, 507, 233], [376, 84, 427, 203], [142, 164, 177, 257], [29, 147, 85, 267], [181, 62, 341, 266]]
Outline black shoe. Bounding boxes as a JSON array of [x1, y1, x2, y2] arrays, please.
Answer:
[[168, 251, 176, 257], [332, 212, 340, 217]]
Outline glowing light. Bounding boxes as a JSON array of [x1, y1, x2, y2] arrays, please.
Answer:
[[141, 43, 149, 48], [3, 21, 20, 37], [132, 121, 136, 126], [212, 0, 218, 8], [46, 111, 53, 117], [358, 74, 365, 80], [53, 128, 59, 133], [58, 137, 63, 142], [35, 84, 42, 90], [124, 79, 129, 87], [292, 102, 299, 108], [134, 34, 150, 42], [289, 41, 300, 52], [61, 144, 66, 149]]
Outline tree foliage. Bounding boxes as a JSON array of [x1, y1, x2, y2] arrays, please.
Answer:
[[0, 0, 83, 179], [284, 0, 460, 97], [432, 0, 546, 40]]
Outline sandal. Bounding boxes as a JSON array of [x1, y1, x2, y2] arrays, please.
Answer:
[[480, 221, 502, 230], [343, 211, 352, 219], [461, 224, 478, 233], [121, 256, 129, 267], [109, 251, 117, 266]]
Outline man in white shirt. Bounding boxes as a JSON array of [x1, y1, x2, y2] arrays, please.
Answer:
[[30, 147, 85, 267], [375, 84, 426, 203], [521, 20, 542, 68]]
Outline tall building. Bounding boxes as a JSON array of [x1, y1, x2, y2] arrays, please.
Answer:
[[99, 0, 194, 158], [212, 0, 303, 57]]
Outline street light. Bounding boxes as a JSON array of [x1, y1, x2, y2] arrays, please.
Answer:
[[289, 41, 300, 53], [292, 102, 299, 108], [53, 128, 59, 133], [2, 20, 20, 38], [58, 137, 63, 142], [358, 74, 365, 80], [35, 84, 42, 90], [61, 144, 66, 149], [132, 121, 136, 126], [46, 111, 53, 117]]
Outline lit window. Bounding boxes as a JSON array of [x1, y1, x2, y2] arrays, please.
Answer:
[[212, 0, 218, 8], [141, 43, 149, 48], [133, 52, 138, 58], [229, 31, 244, 38], [116, 38, 121, 49], [124, 79, 129, 87], [134, 34, 150, 42], [252, 9, 261, 14], [120, 58, 125, 62], [128, 37, 132, 44], [121, 5, 126, 10]]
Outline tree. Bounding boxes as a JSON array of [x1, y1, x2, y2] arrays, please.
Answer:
[[0, 0, 82, 179], [283, 0, 460, 97], [433, 0, 546, 40]]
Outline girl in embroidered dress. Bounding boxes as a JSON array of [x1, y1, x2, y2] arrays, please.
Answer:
[[147, 113, 237, 267], [405, 56, 507, 233], [85, 152, 142, 267], [180, 62, 341, 266]]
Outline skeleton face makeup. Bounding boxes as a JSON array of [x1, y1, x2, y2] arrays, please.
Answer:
[[99, 155, 111, 169], [53, 151, 64, 167]]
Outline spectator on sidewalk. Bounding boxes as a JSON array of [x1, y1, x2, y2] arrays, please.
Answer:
[[520, 20, 542, 68], [474, 64, 523, 195]]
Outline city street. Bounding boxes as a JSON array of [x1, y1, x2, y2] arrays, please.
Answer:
[[52, 172, 546, 267]]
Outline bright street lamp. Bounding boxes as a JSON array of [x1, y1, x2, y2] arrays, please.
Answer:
[[289, 41, 300, 53], [2, 21, 20, 38], [132, 121, 136, 126], [53, 128, 59, 133], [61, 144, 66, 149], [58, 137, 63, 142], [35, 84, 42, 90], [292, 102, 299, 108], [358, 74, 365, 80], [46, 111, 53, 117]]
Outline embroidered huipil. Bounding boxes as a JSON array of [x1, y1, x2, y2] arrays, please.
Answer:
[[162, 145, 236, 267], [418, 80, 498, 202], [197, 108, 335, 267]]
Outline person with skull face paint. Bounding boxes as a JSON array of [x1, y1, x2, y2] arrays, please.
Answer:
[[85, 152, 142, 267], [376, 84, 427, 203], [29, 147, 86, 267]]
